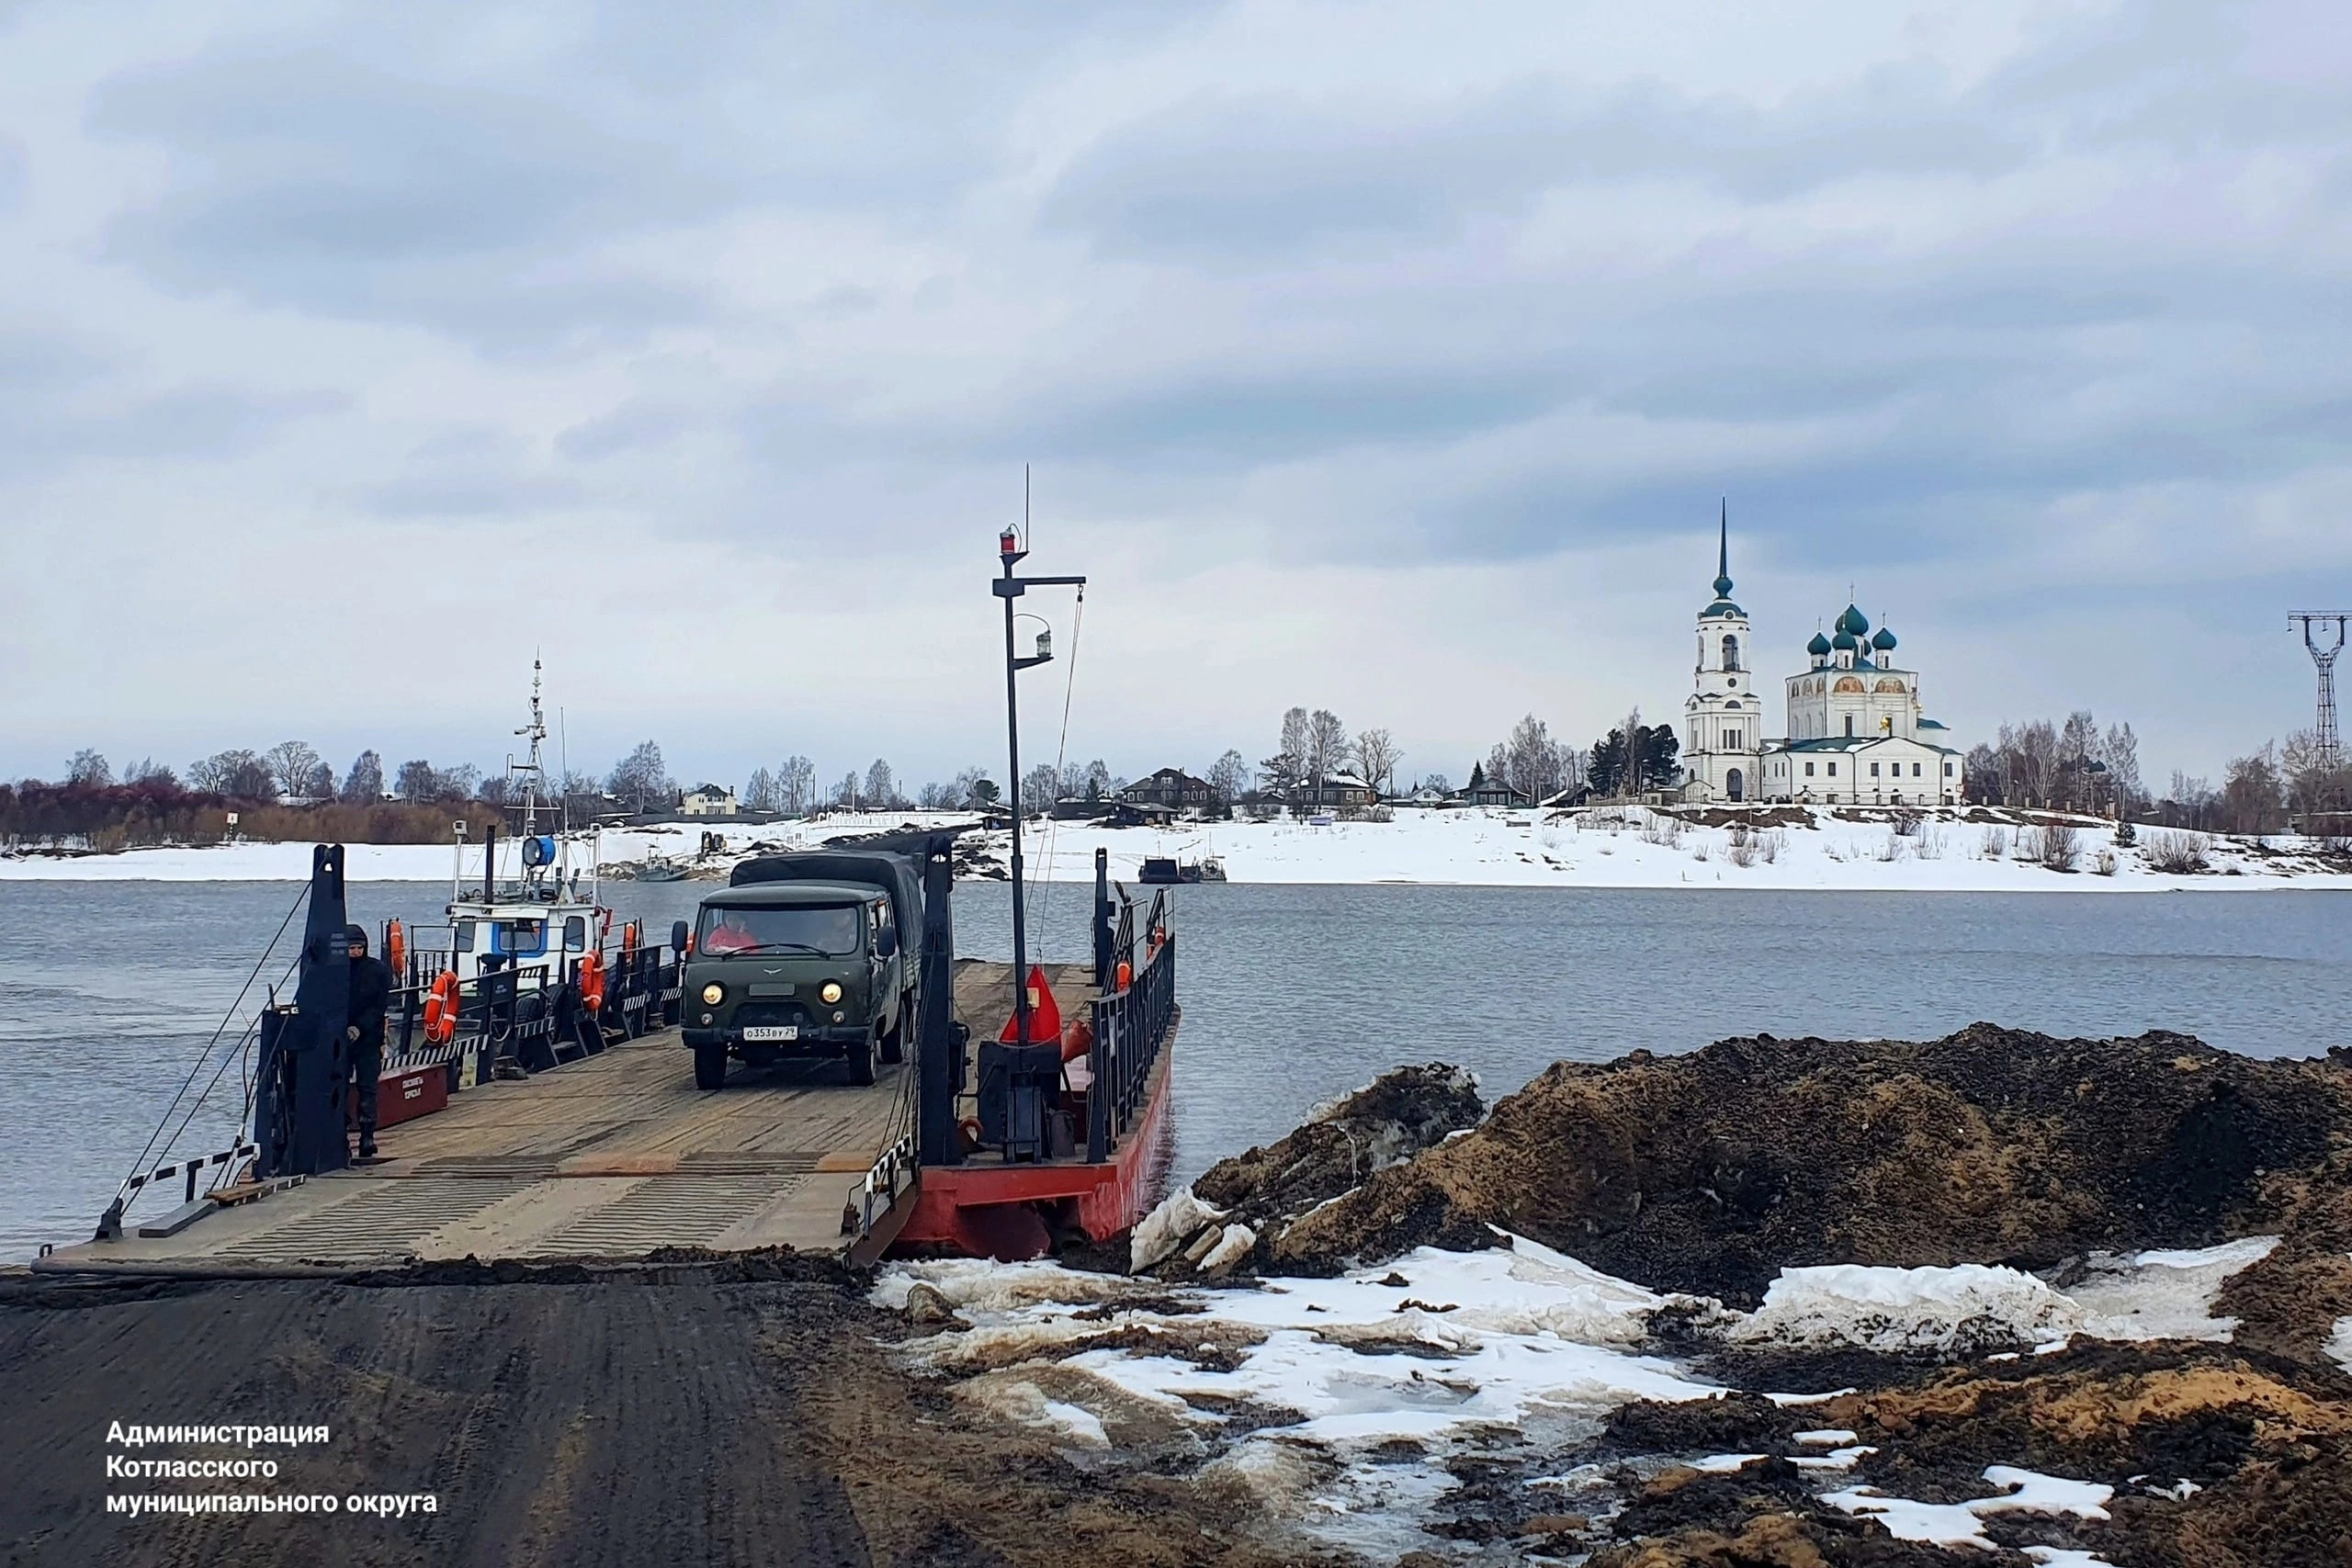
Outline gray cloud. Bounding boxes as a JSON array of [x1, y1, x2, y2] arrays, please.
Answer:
[[89, 50, 725, 348], [2, 0, 2346, 787], [1041, 71, 2033, 261], [0, 328, 343, 468]]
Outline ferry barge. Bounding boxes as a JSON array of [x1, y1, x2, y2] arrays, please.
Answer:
[[38, 535, 1178, 1276]]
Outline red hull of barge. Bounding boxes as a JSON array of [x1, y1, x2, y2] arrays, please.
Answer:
[[894, 1045, 1174, 1261]]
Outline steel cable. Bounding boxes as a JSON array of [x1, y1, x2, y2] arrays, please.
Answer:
[[115, 881, 309, 1199]]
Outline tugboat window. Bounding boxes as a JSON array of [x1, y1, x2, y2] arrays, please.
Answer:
[[564, 916, 587, 950], [455, 919, 476, 953]]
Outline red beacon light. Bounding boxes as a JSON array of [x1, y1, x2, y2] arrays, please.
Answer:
[[999, 526, 1020, 558]]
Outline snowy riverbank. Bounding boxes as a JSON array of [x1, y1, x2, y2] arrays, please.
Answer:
[[6, 805, 2346, 890]]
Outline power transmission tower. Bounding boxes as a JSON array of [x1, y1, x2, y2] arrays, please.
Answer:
[[2291, 614, 2347, 757]]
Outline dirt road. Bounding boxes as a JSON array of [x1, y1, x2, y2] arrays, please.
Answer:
[[0, 1259, 1327, 1568]]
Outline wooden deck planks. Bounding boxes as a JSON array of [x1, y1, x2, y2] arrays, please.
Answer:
[[40, 959, 1092, 1275]]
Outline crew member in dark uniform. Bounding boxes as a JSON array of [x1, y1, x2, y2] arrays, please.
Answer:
[[344, 924, 393, 1158]]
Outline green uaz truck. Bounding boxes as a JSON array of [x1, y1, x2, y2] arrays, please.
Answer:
[[679, 850, 923, 1089]]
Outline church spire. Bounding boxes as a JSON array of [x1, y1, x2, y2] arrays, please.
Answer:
[[1712, 499, 1734, 599]]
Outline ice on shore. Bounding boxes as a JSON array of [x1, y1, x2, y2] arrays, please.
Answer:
[[1722, 1241, 2280, 1354]]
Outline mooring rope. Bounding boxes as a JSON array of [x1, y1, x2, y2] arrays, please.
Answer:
[[116, 880, 309, 1198]]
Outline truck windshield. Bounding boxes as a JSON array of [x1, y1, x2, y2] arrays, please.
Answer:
[[697, 904, 862, 957]]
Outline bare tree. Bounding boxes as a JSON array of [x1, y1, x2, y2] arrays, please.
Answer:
[[743, 767, 778, 811], [1503, 716, 1571, 803], [1352, 729, 1402, 796], [1279, 708, 1309, 771], [1021, 763, 1058, 815], [264, 740, 322, 797], [302, 761, 335, 797], [67, 750, 111, 787], [864, 759, 897, 808], [780, 755, 816, 815], [2099, 722, 2143, 809], [122, 757, 175, 786], [834, 771, 862, 808], [606, 741, 673, 811], [2221, 743, 2285, 835], [1306, 709, 1350, 786], [341, 750, 384, 803], [1208, 749, 1250, 807], [190, 750, 274, 796]]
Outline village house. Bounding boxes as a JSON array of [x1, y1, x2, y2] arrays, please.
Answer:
[[1118, 766, 1216, 813], [680, 783, 740, 817], [1289, 771, 1378, 812]]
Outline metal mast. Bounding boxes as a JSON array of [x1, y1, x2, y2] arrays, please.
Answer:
[[2291, 614, 2347, 757], [994, 520, 1084, 1046], [512, 658, 548, 838]]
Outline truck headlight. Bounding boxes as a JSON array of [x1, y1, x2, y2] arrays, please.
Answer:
[[701, 983, 726, 1006], [820, 981, 843, 1004]]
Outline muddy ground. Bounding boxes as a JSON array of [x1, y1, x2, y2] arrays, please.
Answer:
[[0, 1256, 1338, 1568], [1114, 1026, 2352, 1566]]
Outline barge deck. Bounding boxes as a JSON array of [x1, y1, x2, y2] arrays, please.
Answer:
[[38, 958, 1136, 1278]]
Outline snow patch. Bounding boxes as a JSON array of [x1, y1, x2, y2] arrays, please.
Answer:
[[1728, 1242, 2280, 1355], [2064, 1235, 2280, 1342], [2327, 1314, 2352, 1375], [1729, 1264, 2084, 1354], [1825, 1464, 2112, 1548]]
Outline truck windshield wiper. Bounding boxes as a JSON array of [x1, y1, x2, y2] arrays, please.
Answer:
[[738, 942, 831, 955]]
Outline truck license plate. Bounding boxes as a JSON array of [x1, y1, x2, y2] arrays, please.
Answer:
[[741, 1026, 798, 1042]]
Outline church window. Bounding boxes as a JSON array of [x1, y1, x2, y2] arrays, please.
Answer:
[[1726, 729, 1742, 749], [1944, 761, 1955, 777], [1844, 716, 1855, 737], [1722, 635, 1741, 671], [1804, 761, 1815, 777], [1870, 762, 1881, 777], [1827, 761, 1838, 776], [1912, 762, 1922, 777]]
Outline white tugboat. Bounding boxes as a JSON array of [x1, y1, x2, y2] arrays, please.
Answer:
[[438, 660, 606, 989]]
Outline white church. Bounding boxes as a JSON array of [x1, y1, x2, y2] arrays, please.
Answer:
[[1681, 514, 1965, 806]]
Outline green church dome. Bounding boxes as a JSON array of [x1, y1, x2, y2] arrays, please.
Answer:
[[1837, 604, 1870, 637], [1871, 626, 1897, 651], [1807, 631, 1832, 656], [1831, 627, 1858, 650]]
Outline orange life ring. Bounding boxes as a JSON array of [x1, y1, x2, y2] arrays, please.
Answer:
[[385, 919, 406, 978], [579, 951, 606, 1012], [423, 970, 460, 1044]]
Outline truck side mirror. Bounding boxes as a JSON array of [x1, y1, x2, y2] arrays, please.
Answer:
[[876, 926, 898, 959], [671, 919, 691, 956]]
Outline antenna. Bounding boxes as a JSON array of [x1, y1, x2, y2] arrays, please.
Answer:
[[1023, 462, 1031, 546], [2290, 614, 2348, 757]]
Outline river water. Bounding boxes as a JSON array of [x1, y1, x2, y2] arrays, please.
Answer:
[[3, 879, 2347, 1261]]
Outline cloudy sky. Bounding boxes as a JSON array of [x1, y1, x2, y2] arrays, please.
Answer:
[[2, 0, 2346, 795]]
